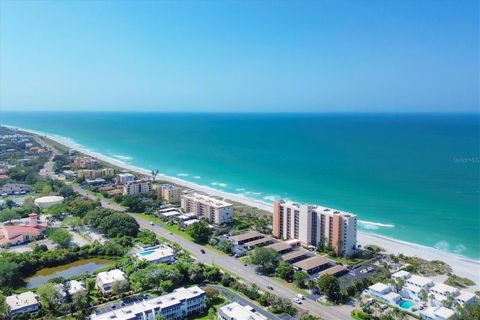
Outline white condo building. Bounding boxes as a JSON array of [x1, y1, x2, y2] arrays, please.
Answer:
[[273, 200, 357, 256], [116, 173, 136, 185], [218, 302, 267, 320], [90, 286, 206, 320], [181, 193, 233, 225], [123, 179, 152, 196]]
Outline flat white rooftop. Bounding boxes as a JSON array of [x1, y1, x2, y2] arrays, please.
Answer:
[[97, 269, 127, 285], [406, 274, 433, 287], [6, 291, 39, 312], [183, 193, 233, 208], [277, 200, 356, 218], [184, 219, 200, 226], [90, 286, 205, 320], [369, 282, 391, 294], [135, 245, 175, 263], [218, 302, 266, 320]]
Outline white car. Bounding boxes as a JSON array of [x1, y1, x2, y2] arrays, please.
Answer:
[[292, 298, 302, 304]]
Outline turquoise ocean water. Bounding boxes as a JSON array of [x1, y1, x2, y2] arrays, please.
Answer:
[[2, 112, 479, 259]]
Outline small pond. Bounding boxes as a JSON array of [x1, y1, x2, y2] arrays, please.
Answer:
[[25, 258, 114, 288]]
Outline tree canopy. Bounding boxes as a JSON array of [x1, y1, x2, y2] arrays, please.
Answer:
[[249, 247, 279, 274], [187, 220, 212, 244]]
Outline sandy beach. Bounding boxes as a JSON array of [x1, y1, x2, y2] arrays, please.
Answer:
[[14, 126, 480, 288]]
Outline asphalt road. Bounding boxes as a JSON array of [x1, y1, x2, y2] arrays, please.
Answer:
[[71, 186, 354, 320]]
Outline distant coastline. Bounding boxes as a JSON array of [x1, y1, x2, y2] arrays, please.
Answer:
[[4, 124, 480, 286]]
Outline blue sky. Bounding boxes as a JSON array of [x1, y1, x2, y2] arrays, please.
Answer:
[[0, 1, 478, 112]]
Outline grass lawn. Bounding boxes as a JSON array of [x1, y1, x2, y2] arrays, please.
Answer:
[[272, 277, 309, 296], [162, 222, 194, 241], [327, 255, 365, 266], [188, 295, 229, 319]]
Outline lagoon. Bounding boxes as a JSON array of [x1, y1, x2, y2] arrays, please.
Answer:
[[25, 258, 114, 288]]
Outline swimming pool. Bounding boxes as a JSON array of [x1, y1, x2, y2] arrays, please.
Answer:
[[139, 250, 154, 256], [398, 300, 415, 309]]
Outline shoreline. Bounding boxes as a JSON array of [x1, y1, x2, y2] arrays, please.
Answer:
[[6, 125, 480, 286]]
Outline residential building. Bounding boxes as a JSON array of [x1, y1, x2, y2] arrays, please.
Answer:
[[368, 283, 402, 305], [181, 193, 233, 224], [55, 280, 86, 301], [218, 302, 267, 320], [135, 245, 175, 264], [391, 271, 477, 312], [419, 306, 455, 320], [0, 213, 48, 247], [95, 269, 128, 294], [156, 184, 182, 204], [273, 200, 357, 256], [6, 291, 40, 316], [123, 179, 152, 196], [90, 286, 206, 320], [293, 256, 332, 275], [77, 168, 115, 179], [115, 173, 135, 185], [73, 156, 98, 169], [229, 231, 264, 246]]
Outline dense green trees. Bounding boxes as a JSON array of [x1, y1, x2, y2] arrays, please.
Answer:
[[187, 220, 212, 244], [0, 294, 7, 320], [317, 274, 341, 303], [0, 262, 20, 293], [293, 271, 309, 288], [216, 240, 233, 254], [276, 262, 294, 281], [85, 208, 139, 237], [48, 228, 72, 248], [249, 247, 279, 274], [0, 208, 20, 222], [37, 282, 61, 316]]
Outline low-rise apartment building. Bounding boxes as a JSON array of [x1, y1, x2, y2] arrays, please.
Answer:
[[77, 168, 115, 179], [181, 193, 233, 224], [272, 200, 357, 256], [123, 179, 152, 196], [90, 286, 206, 320], [95, 269, 128, 294], [156, 184, 182, 204], [218, 302, 267, 320], [6, 291, 40, 317]]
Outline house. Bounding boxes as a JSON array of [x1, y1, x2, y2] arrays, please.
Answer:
[[368, 283, 402, 305], [55, 280, 86, 301], [135, 245, 175, 264], [293, 256, 332, 275], [96, 269, 128, 294], [0, 213, 48, 247], [6, 292, 40, 316], [419, 306, 455, 320]]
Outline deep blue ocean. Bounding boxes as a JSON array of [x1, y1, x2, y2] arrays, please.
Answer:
[[2, 112, 479, 259]]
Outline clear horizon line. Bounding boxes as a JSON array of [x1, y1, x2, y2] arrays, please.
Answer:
[[1, 110, 479, 115]]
